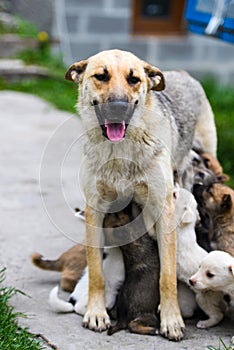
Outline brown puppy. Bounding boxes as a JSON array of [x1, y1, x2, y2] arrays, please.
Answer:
[[31, 244, 86, 292], [201, 152, 229, 183], [199, 183, 234, 256]]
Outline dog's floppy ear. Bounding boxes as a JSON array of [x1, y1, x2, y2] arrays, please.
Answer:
[[221, 194, 232, 210], [144, 63, 165, 91], [65, 60, 88, 83]]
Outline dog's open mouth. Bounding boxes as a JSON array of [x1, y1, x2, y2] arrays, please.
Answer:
[[93, 99, 137, 142], [104, 120, 126, 142]]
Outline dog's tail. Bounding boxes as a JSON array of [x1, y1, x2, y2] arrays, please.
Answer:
[[31, 253, 62, 271], [49, 286, 74, 313]]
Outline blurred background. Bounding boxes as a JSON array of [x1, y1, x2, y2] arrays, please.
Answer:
[[0, 0, 234, 183]]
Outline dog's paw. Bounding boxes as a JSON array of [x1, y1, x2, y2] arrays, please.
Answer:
[[160, 313, 185, 341], [82, 307, 111, 332]]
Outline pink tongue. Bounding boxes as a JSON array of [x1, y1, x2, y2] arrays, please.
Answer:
[[105, 120, 126, 142]]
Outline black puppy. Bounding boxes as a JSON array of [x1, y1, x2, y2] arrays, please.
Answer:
[[105, 201, 160, 336]]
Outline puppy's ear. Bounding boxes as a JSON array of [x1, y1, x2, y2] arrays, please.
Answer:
[[228, 265, 234, 276], [144, 63, 165, 91], [217, 173, 230, 183], [65, 60, 88, 83], [221, 194, 232, 210], [182, 206, 194, 224]]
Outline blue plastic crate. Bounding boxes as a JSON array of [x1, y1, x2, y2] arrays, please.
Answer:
[[185, 0, 234, 44]]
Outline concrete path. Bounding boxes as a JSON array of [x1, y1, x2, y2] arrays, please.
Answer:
[[0, 91, 233, 350]]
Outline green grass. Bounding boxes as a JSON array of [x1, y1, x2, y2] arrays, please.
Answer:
[[0, 15, 38, 37], [207, 337, 234, 350], [0, 43, 78, 114], [0, 76, 77, 114], [202, 79, 234, 188], [0, 269, 44, 350]]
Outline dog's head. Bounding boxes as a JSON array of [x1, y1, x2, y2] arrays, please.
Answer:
[[189, 250, 234, 291], [199, 183, 234, 218], [65, 49, 165, 142]]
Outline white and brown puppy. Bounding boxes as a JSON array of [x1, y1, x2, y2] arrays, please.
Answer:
[[65, 49, 217, 340]]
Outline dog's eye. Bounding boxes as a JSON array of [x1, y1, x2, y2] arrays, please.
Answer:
[[94, 73, 109, 82], [206, 271, 215, 278], [127, 76, 141, 85]]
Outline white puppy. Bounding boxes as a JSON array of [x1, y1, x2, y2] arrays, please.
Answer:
[[189, 250, 234, 328], [174, 187, 207, 318], [190, 250, 234, 293], [49, 247, 124, 314]]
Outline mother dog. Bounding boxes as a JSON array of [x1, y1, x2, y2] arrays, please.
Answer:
[[65, 49, 217, 340]]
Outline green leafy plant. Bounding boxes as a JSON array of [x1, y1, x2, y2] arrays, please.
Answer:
[[0, 15, 37, 37], [202, 79, 234, 187], [207, 337, 234, 350], [0, 268, 45, 349]]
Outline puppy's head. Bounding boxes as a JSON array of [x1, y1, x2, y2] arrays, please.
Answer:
[[65, 49, 165, 142], [191, 150, 218, 187], [201, 183, 234, 217], [189, 250, 234, 291], [201, 153, 230, 183]]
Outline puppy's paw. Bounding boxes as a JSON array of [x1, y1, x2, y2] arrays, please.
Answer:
[[82, 307, 110, 332], [196, 320, 210, 329], [74, 294, 88, 316], [160, 313, 185, 341]]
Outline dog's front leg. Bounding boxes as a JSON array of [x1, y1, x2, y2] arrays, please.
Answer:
[[82, 204, 110, 332], [157, 193, 185, 340]]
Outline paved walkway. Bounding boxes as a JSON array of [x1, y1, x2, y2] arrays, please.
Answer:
[[0, 91, 233, 350]]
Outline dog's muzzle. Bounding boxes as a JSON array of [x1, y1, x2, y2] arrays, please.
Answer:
[[93, 99, 138, 142]]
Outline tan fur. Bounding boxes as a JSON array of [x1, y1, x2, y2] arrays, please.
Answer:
[[201, 152, 229, 182], [202, 183, 234, 256], [65, 49, 217, 340], [31, 244, 86, 292]]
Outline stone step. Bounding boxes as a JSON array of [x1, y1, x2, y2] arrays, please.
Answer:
[[0, 34, 38, 58], [0, 59, 48, 81]]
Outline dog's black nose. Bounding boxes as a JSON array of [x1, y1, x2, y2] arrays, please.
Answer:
[[189, 279, 194, 287], [106, 100, 129, 122]]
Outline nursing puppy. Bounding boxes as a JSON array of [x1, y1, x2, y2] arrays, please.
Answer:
[[195, 183, 234, 256], [49, 189, 206, 330], [200, 153, 229, 183], [31, 244, 86, 292], [65, 49, 217, 339], [107, 202, 160, 336]]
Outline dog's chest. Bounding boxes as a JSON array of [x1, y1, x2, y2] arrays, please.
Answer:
[[82, 138, 160, 195]]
